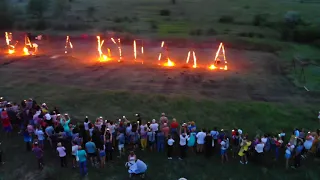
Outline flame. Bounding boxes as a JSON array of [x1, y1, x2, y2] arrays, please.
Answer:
[[97, 36, 110, 62], [158, 41, 167, 65], [186, 51, 197, 68], [111, 37, 122, 62], [65, 36, 73, 54], [209, 42, 227, 70], [133, 40, 137, 60], [23, 35, 37, 55], [163, 58, 175, 67], [5, 32, 15, 54]]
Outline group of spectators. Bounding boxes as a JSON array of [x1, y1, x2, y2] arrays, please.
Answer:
[[0, 97, 320, 178]]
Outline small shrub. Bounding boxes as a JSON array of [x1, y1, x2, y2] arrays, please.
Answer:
[[206, 28, 217, 36], [113, 17, 123, 23], [284, 11, 302, 27], [150, 20, 158, 30], [189, 29, 203, 36], [218, 15, 234, 24], [160, 9, 170, 16], [292, 25, 320, 43], [253, 14, 268, 26], [35, 19, 47, 30], [86, 6, 95, 18]]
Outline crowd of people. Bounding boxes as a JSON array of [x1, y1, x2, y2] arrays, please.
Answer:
[[0, 97, 320, 178]]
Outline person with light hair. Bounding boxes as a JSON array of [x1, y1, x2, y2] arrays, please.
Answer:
[[160, 113, 168, 125]]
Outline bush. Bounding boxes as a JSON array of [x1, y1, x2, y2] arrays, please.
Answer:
[[113, 17, 123, 23], [206, 28, 217, 36], [160, 9, 170, 16], [292, 25, 320, 43], [218, 15, 234, 24], [189, 29, 203, 36], [253, 14, 268, 26], [35, 19, 47, 30], [284, 11, 303, 27], [87, 6, 95, 18], [150, 20, 158, 30], [27, 0, 48, 18], [0, 0, 14, 30]]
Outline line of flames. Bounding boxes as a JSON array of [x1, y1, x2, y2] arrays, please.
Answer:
[[4, 33, 227, 70]]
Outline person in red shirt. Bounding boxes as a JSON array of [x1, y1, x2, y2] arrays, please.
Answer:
[[170, 118, 179, 138], [161, 123, 170, 138], [1, 109, 12, 137]]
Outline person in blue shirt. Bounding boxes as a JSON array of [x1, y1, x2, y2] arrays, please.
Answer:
[[85, 139, 97, 167], [76, 146, 88, 176], [23, 129, 32, 151], [293, 141, 304, 168], [156, 131, 165, 152], [35, 127, 45, 149], [117, 132, 125, 158]]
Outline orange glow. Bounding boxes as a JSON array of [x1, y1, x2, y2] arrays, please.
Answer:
[[65, 36, 73, 54], [97, 36, 111, 62], [209, 42, 227, 70], [186, 51, 197, 68], [24, 35, 38, 55], [133, 40, 144, 64], [111, 38, 122, 62], [158, 41, 170, 65], [163, 58, 175, 67], [5, 32, 15, 54]]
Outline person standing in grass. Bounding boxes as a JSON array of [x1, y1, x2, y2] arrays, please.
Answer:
[[147, 129, 156, 151], [239, 135, 251, 165], [77, 146, 88, 176], [98, 144, 106, 168], [23, 128, 32, 151], [71, 141, 79, 168], [85, 138, 97, 166], [254, 139, 264, 164], [167, 135, 175, 159], [157, 130, 165, 152], [57, 142, 67, 167], [232, 132, 241, 158], [161, 123, 170, 138], [170, 118, 179, 138], [179, 127, 189, 160], [210, 127, 219, 147], [105, 136, 113, 162], [32, 141, 44, 169], [292, 141, 304, 169], [187, 129, 196, 153], [205, 131, 213, 158], [220, 136, 229, 163], [160, 113, 168, 125], [35, 126, 45, 149], [285, 144, 292, 169], [1, 108, 12, 138], [196, 129, 206, 153], [117, 132, 125, 158], [140, 127, 148, 151]]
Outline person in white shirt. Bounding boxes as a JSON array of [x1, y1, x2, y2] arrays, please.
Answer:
[[84, 116, 90, 131], [179, 133, 189, 160], [220, 137, 229, 163], [149, 119, 159, 132], [57, 142, 67, 167], [71, 141, 79, 168], [254, 139, 265, 164], [318, 111, 320, 123], [167, 135, 175, 159], [196, 129, 206, 153]]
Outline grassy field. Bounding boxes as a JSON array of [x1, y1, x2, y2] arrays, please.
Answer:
[[0, 83, 319, 180], [4, 0, 320, 90]]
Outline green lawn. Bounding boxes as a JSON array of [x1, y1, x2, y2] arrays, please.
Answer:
[[0, 83, 319, 180]]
